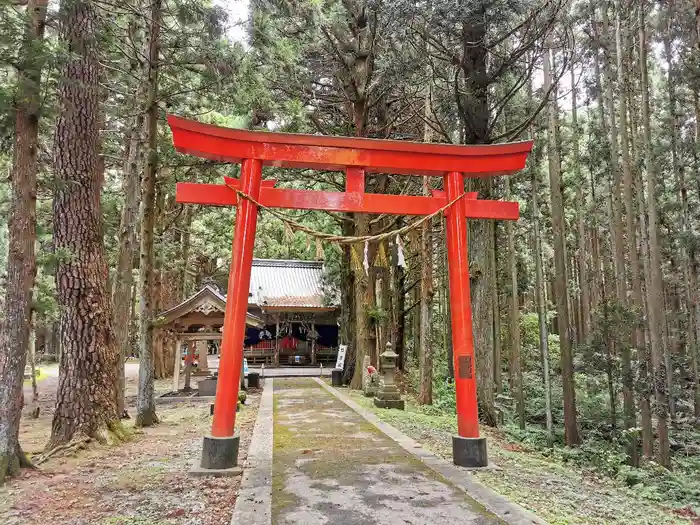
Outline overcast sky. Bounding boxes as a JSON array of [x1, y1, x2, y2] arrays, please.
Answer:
[[215, 0, 250, 44]]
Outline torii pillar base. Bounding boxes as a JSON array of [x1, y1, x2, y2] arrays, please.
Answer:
[[200, 434, 240, 471], [452, 436, 488, 468]]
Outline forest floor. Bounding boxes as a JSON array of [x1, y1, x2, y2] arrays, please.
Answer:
[[0, 367, 261, 525], [342, 387, 695, 525]]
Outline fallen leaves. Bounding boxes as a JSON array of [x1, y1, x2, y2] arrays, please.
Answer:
[[1, 383, 262, 525]]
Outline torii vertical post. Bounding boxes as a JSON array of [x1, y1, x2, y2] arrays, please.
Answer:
[[167, 115, 532, 472], [208, 159, 262, 443], [444, 171, 483, 465]]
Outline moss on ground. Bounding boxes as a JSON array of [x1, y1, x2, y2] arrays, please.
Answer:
[[345, 389, 689, 525], [272, 379, 502, 524]]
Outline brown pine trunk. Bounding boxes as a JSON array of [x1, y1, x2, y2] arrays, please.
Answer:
[[636, 159, 656, 458], [350, 214, 372, 389], [571, 63, 590, 343], [177, 205, 193, 301], [136, 0, 163, 427], [458, 11, 497, 426], [418, 192, 434, 405], [664, 10, 694, 424], [0, 0, 48, 482], [544, 44, 580, 445], [111, 121, 141, 417], [532, 146, 554, 446], [628, 71, 655, 457], [639, 4, 670, 467], [340, 220, 356, 381], [692, 90, 700, 420], [392, 255, 406, 370], [615, 2, 638, 463], [601, 2, 626, 433], [506, 177, 523, 428], [418, 98, 434, 405], [152, 184, 165, 380], [443, 218, 453, 380], [492, 227, 502, 395], [50, 0, 121, 447]]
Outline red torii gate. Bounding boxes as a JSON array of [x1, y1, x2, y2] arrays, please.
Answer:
[[167, 115, 532, 471]]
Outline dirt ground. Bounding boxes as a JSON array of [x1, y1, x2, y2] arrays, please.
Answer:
[[0, 365, 260, 525]]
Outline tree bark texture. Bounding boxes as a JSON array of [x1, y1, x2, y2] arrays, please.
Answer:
[[663, 8, 695, 424], [418, 181, 434, 405], [533, 166, 554, 447], [0, 0, 48, 482], [615, 1, 639, 464], [543, 45, 580, 445], [111, 120, 142, 416], [571, 63, 591, 344], [50, 0, 121, 447], [506, 177, 524, 429], [350, 214, 372, 389], [176, 205, 193, 302], [639, 4, 670, 467], [458, 9, 497, 426], [136, 0, 163, 427]]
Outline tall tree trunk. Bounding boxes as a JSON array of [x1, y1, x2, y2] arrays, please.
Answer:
[[340, 220, 355, 382], [152, 184, 165, 380], [663, 9, 693, 424], [601, 1, 625, 434], [506, 177, 523, 428], [571, 62, 590, 344], [492, 226, 502, 396], [458, 9, 497, 426], [50, 0, 121, 447], [639, 4, 670, 467], [176, 205, 193, 302], [628, 67, 655, 457], [350, 214, 372, 389], [0, 0, 48, 483], [393, 262, 406, 371], [418, 95, 434, 405], [111, 122, 141, 417], [136, 0, 163, 427], [543, 44, 580, 445], [692, 89, 700, 420], [533, 161, 553, 447], [615, 1, 638, 464], [442, 218, 453, 381]]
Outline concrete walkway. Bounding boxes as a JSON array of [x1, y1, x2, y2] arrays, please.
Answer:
[[271, 378, 503, 525]]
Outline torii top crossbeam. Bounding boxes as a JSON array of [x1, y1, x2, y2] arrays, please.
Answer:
[[167, 115, 533, 471]]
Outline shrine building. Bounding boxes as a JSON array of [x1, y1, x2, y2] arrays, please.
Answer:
[[157, 258, 339, 370]]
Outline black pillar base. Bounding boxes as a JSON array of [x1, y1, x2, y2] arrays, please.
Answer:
[[331, 368, 343, 386], [452, 435, 488, 468], [248, 372, 260, 388], [200, 434, 240, 470]]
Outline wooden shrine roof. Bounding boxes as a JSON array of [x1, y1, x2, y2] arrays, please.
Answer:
[[157, 284, 263, 328]]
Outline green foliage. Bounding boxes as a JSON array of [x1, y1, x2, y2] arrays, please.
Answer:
[[366, 306, 388, 325]]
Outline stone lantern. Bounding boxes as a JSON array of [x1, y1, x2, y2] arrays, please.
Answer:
[[373, 342, 404, 410]]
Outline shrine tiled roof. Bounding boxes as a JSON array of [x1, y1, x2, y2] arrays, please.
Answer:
[[248, 259, 336, 310]]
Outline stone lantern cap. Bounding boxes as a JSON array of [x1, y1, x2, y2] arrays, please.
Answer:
[[380, 342, 398, 360]]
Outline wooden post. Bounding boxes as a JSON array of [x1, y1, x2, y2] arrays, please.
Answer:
[[274, 317, 280, 368], [172, 337, 181, 393], [311, 321, 316, 366], [198, 339, 209, 373], [184, 341, 192, 391]]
